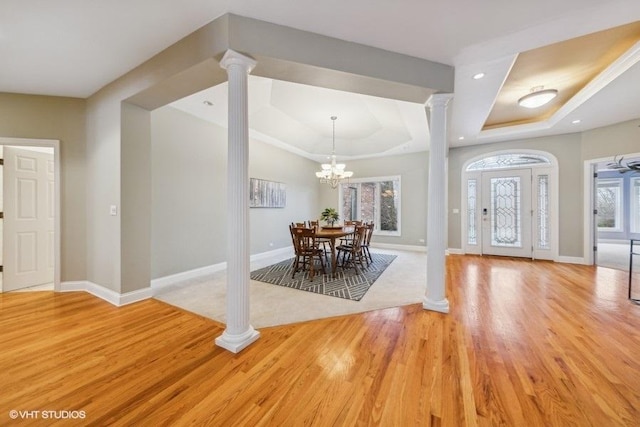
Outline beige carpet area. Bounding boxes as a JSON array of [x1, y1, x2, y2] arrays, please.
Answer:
[[154, 247, 426, 328]]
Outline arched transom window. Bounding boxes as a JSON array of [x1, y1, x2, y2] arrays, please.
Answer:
[[466, 153, 551, 171]]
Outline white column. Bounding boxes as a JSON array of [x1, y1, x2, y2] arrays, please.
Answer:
[[215, 49, 260, 353], [423, 93, 454, 313]]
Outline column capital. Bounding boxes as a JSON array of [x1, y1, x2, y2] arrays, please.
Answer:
[[220, 49, 257, 73], [426, 93, 454, 109]]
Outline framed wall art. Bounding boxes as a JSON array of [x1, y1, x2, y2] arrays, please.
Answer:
[[249, 178, 286, 208]]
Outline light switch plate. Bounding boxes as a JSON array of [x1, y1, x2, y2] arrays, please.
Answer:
[[110, 205, 118, 216]]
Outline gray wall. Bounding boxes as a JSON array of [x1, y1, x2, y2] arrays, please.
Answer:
[[0, 92, 87, 281], [150, 106, 321, 279], [319, 152, 429, 247]]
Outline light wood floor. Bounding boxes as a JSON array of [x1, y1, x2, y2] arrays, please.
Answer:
[[1, 255, 640, 426]]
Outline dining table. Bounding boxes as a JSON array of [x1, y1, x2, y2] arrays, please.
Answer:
[[315, 225, 356, 275]]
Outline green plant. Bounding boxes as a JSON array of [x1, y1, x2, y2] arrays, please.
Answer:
[[320, 207, 339, 225]]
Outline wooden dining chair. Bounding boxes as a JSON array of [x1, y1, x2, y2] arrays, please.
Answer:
[[290, 226, 326, 281], [361, 222, 375, 264], [340, 220, 361, 245], [336, 225, 367, 274], [307, 220, 330, 260]]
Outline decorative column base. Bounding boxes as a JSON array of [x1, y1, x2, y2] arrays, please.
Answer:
[[215, 327, 260, 353], [422, 296, 450, 314]]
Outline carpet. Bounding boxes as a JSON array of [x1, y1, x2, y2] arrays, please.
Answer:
[[250, 253, 397, 301]]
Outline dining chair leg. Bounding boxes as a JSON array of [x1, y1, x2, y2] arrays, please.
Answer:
[[309, 255, 315, 281], [291, 256, 300, 278]]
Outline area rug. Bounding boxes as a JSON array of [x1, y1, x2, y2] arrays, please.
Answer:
[[250, 253, 397, 301]]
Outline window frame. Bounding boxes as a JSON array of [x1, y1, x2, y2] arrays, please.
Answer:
[[338, 175, 401, 237], [631, 177, 640, 234], [596, 178, 624, 232]]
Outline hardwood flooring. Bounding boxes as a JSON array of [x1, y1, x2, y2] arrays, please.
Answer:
[[1, 255, 640, 426]]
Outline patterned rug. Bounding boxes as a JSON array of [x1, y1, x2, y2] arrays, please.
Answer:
[[250, 253, 397, 301]]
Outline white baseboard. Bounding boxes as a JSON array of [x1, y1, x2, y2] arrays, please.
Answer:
[[150, 262, 226, 291], [447, 248, 464, 255], [60, 281, 153, 306], [250, 246, 292, 262], [370, 242, 427, 252], [150, 246, 294, 291], [557, 256, 587, 265]]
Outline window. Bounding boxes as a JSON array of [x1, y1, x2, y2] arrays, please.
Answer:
[[466, 153, 550, 171], [467, 179, 477, 245], [339, 176, 401, 236], [537, 175, 550, 249], [632, 178, 640, 234], [597, 178, 623, 231]]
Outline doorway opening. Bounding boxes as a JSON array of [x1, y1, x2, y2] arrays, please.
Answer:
[[0, 137, 60, 293], [592, 156, 640, 271], [461, 150, 558, 260]]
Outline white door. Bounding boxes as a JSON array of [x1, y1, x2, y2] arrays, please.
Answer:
[[3, 147, 54, 291], [481, 169, 532, 258]]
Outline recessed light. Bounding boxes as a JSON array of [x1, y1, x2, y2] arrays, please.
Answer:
[[203, 100, 213, 106], [572, 119, 581, 124], [472, 73, 485, 80], [458, 136, 465, 140]]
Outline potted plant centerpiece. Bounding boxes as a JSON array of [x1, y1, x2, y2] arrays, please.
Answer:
[[320, 207, 340, 227]]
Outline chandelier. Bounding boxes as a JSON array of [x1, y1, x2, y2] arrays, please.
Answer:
[[315, 116, 353, 188]]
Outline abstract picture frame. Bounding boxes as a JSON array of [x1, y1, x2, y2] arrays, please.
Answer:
[[249, 178, 286, 208]]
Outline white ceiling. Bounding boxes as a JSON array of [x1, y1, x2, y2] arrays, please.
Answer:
[[170, 77, 429, 162], [3, 0, 640, 157]]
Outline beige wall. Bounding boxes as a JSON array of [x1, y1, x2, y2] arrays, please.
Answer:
[[0, 92, 86, 281], [581, 118, 640, 161], [150, 106, 321, 279], [121, 103, 151, 293]]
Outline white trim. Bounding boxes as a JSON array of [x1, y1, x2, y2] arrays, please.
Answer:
[[151, 246, 293, 291], [150, 262, 226, 290], [557, 256, 587, 265], [422, 296, 450, 313], [370, 242, 426, 252], [583, 160, 597, 265], [60, 281, 153, 306], [249, 246, 292, 263], [0, 137, 61, 293], [447, 248, 464, 255]]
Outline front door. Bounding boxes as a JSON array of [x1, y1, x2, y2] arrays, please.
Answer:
[[3, 146, 55, 291], [481, 169, 532, 258]]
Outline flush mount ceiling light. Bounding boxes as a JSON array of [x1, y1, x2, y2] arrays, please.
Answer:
[[473, 72, 485, 80], [518, 87, 558, 108]]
